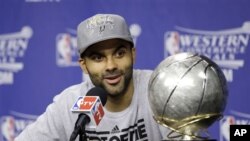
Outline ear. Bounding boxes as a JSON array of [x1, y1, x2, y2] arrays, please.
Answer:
[[131, 47, 136, 64], [78, 58, 89, 74]]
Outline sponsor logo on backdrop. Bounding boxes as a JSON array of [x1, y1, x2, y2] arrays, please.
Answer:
[[0, 26, 33, 85], [164, 22, 250, 82], [56, 29, 78, 67], [0, 111, 37, 141], [55, 24, 141, 68], [220, 110, 250, 141]]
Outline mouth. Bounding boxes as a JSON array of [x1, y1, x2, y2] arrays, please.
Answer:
[[104, 74, 122, 85]]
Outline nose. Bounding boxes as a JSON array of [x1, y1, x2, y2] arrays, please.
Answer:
[[106, 57, 118, 71]]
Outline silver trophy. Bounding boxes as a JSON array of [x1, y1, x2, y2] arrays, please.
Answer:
[[148, 52, 228, 140]]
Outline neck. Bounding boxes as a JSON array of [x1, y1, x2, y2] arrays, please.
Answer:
[[105, 79, 134, 112]]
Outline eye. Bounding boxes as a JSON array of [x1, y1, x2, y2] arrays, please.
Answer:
[[115, 47, 127, 58], [89, 54, 104, 62]]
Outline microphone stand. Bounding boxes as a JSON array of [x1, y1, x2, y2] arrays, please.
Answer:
[[79, 128, 87, 141], [70, 114, 90, 141]]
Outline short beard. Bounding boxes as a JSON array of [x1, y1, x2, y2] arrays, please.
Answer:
[[88, 65, 133, 98], [105, 66, 133, 98]]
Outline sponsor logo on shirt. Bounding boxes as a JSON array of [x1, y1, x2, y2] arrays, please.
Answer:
[[111, 125, 120, 134]]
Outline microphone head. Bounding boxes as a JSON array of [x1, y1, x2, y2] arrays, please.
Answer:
[[86, 87, 108, 106]]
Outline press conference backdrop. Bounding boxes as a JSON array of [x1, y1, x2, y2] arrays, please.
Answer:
[[0, 0, 250, 141]]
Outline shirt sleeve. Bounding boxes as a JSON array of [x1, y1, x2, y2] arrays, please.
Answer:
[[14, 96, 68, 141]]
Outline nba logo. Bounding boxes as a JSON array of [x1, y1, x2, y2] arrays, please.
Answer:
[[0, 116, 15, 141], [56, 33, 78, 67], [71, 96, 98, 112], [220, 116, 236, 141], [91, 100, 104, 125], [164, 31, 180, 57], [56, 33, 73, 66], [72, 96, 84, 111]]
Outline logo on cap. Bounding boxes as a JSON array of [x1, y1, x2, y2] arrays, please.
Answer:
[[87, 15, 114, 35]]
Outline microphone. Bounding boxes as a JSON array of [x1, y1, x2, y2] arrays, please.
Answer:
[[69, 87, 108, 141]]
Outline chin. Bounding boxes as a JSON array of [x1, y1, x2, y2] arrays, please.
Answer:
[[105, 84, 124, 96]]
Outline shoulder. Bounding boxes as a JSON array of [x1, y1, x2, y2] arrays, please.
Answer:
[[133, 69, 153, 76], [133, 69, 153, 94], [52, 80, 94, 106], [133, 69, 153, 82]]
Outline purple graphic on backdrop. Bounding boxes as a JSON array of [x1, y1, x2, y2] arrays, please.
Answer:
[[164, 22, 250, 82], [0, 26, 33, 85]]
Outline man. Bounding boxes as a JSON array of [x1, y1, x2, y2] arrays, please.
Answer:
[[15, 14, 169, 141]]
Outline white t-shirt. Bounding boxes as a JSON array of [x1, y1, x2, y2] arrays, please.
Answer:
[[15, 69, 170, 141]]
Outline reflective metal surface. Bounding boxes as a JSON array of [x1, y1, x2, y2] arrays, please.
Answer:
[[148, 52, 228, 139]]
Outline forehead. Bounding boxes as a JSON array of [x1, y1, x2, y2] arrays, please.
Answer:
[[85, 39, 131, 53]]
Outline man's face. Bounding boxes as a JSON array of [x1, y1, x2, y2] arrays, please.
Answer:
[[79, 39, 135, 97]]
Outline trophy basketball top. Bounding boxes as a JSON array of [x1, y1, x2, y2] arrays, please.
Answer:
[[148, 52, 228, 140]]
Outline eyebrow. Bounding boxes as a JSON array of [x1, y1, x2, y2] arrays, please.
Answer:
[[113, 45, 129, 52], [84, 51, 102, 58]]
